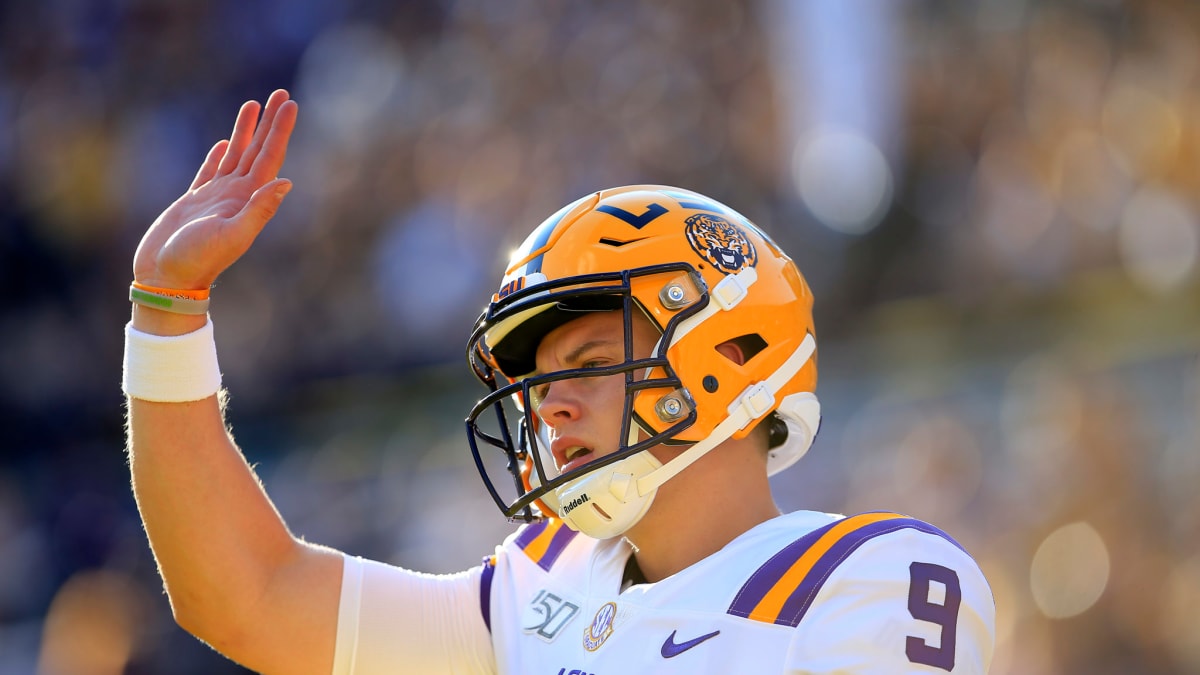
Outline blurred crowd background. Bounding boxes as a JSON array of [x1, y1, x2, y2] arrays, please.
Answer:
[[1, 0, 1198, 673]]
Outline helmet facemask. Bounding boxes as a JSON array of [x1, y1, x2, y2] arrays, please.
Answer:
[[465, 264, 708, 534]]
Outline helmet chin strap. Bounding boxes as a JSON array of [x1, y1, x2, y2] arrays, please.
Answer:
[[634, 332, 817, 496], [554, 333, 817, 539]]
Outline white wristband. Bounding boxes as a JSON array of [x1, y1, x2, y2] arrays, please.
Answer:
[[122, 317, 222, 402]]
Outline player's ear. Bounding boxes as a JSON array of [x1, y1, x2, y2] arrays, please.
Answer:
[[715, 341, 746, 366]]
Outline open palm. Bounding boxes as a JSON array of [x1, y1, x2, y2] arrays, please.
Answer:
[[133, 89, 298, 290]]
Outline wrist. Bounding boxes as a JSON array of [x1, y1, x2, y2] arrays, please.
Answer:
[[123, 314, 222, 402], [131, 303, 209, 337]]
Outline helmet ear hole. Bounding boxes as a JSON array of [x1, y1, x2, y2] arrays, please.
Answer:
[[716, 334, 768, 365]]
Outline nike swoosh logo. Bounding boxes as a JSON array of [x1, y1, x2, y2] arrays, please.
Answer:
[[660, 629, 721, 658]]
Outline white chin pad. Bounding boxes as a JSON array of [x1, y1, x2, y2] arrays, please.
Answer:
[[554, 451, 663, 539]]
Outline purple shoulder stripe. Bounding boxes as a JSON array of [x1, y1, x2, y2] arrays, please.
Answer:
[[774, 518, 964, 627], [479, 556, 496, 633], [513, 519, 550, 549], [730, 515, 969, 627], [513, 519, 579, 571], [536, 523, 578, 571], [727, 518, 842, 620]]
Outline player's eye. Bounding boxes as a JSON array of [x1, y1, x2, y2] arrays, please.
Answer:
[[529, 382, 549, 410], [528, 357, 614, 410]]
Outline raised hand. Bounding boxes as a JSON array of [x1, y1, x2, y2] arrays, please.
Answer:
[[133, 89, 298, 291]]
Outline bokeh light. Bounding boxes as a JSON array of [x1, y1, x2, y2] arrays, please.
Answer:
[[793, 128, 894, 235], [1030, 522, 1110, 620], [1117, 186, 1199, 293]]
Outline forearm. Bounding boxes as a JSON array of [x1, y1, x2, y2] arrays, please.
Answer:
[[124, 305, 330, 657], [126, 391, 297, 624]]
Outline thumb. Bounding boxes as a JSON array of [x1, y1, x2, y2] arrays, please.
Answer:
[[237, 178, 293, 229]]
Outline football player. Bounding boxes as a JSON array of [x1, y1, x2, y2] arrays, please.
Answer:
[[124, 90, 995, 674]]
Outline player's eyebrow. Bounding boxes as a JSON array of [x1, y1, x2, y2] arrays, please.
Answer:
[[533, 339, 620, 376]]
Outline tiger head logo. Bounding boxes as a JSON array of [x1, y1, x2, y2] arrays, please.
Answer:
[[684, 213, 758, 274]]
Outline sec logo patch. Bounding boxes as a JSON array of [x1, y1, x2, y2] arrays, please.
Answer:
[[582, 601, 617, 651]]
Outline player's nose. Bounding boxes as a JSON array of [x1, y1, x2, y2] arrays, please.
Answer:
[[534, 379, 584, 428]]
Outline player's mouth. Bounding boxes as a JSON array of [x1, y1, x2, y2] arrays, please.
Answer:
[[551, 437, 595, 472], [559, 445, 595, 473]]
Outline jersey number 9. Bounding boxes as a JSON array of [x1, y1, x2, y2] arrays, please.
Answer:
[[906, 562, 961, 672]]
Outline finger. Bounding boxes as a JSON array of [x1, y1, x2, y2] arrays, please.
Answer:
[[247, 99, 299, 184], [235, 89, 291, 176], [190, 139, 229, 190], [215, 100, 262, 176]]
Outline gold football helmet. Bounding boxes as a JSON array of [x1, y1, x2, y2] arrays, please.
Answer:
[[465, 185, 820, 538]]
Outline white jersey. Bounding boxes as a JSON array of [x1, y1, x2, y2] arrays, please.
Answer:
[[333, 510, 995, 674]]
